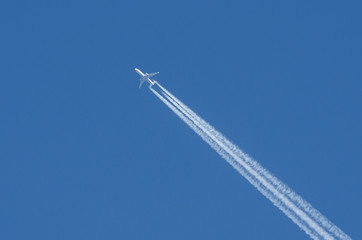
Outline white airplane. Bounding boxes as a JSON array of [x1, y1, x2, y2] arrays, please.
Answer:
[[134, 68, 159, 88]]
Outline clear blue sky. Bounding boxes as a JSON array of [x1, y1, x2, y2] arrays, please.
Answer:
[[1, 1, 361, 239]]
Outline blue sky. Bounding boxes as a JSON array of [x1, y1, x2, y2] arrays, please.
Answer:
[[1, 0, 361, 239]]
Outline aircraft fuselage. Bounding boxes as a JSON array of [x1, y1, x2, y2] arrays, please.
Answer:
[[135, 68, 157, 88]]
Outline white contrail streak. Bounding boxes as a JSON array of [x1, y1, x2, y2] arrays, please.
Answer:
[[155, 89, 327, 239], [150, 84, 350, 240], [155, 83, 350, 240], [151, 88, 323, 239]]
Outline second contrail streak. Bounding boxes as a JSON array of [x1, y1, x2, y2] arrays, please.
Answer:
[[149, 83, 350, 240]]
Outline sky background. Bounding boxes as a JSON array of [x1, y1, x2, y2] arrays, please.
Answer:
[[1, 0, 361, 239]]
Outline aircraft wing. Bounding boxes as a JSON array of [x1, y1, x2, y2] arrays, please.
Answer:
[[148, 72, 159, 77], [139, 79, 145, 88]]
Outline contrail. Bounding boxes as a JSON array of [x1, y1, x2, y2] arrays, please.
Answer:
[[150, 84, 350, 240], [155, 83, 350, 240], [150, 87, 320, 239]]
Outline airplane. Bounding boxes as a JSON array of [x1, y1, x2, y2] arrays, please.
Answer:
[[134, 68, 159, 88]]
